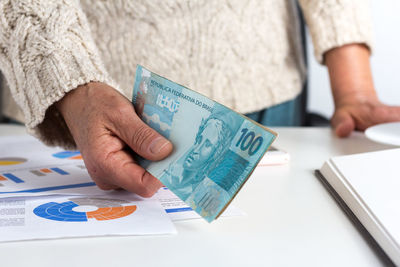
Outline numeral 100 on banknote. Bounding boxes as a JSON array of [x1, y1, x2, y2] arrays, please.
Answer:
[[235, 128, 264, 156]]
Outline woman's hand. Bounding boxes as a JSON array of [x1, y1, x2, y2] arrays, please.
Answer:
[[56, 82, 173, 197], [325, 44, 400, 137], [331, 94, 400, 137]]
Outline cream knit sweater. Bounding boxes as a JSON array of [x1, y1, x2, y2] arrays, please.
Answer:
[[0, 0, 372, 148]]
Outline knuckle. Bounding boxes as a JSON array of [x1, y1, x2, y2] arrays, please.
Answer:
[[107, 104, 134, 125], [85, 163, 99, 180], [86, 165, 113, 190], [84, 154, 108, 183], [115, 104, 134, 117]]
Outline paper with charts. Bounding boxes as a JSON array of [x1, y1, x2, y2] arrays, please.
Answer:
[[0, 135, 105, 198], [132, 65, 276, 222], [0, 194, 176, 242], [154, 187, 245, 221]]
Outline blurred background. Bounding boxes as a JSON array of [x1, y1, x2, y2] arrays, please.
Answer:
[[307, 0, 400, 120], [0, 1, 398, 125]]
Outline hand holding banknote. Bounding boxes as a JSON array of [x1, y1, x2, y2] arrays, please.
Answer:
[[56, 82, 173, 197]]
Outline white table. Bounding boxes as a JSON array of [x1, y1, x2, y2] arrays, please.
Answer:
[[0, 124, 396, 267]]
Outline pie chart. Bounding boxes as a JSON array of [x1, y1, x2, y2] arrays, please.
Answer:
[[33, 197, 137, 222], [0, 157, 27, 166]]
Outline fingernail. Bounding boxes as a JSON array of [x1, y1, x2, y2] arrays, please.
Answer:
[[149, 137, 170, 154]]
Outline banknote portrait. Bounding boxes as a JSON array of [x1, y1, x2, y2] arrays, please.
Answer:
[[161, 111, 238, 200]]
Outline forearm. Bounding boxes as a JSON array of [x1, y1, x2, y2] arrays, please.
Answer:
[[325, 43, 400, 137], [325, 44, 377, 106], [0, 1, 114, 148]]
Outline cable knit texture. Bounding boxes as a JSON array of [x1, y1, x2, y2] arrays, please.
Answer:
[[0, 0, 372, 148], [299, 0, 373, 63]]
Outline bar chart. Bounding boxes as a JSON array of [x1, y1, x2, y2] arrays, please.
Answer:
[[0, 135, 98, 197]]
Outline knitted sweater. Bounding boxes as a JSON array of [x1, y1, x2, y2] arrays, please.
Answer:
[[0, 0, 372, 148]]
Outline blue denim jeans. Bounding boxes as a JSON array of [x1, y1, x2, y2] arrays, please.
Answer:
[[245, 93, 304, 127]]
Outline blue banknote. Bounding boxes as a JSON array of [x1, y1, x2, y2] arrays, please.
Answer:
[[132, 65, 276, 222]]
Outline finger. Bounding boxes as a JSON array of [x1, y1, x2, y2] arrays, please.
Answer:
[[109, 105, 173, 161], [331, 111, 355, 138], [101, 149, 163, 197], [374, 106, 400, 123], [91, 179, 120, 191]]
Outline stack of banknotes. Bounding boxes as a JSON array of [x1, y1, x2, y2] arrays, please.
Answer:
[[132, 65, 277, 222]]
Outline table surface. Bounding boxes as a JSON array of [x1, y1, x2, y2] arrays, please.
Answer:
[[0, 124, 396, 267]]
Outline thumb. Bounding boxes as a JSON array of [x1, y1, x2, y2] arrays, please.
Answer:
[[112, 110, 173, 161], [331, 111, 355, 138]]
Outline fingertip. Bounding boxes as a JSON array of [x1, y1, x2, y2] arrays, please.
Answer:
[[335, 121, 354, 138], [115, 163, 163, 197], [335, 124, 347, 137], [137, 172, 164, 197], [148, 137, 173, 160], [158, 140, 173, 159], [134, 184, 160, 198], [94, 181, 120, 191], [331, 111, 355, 138]]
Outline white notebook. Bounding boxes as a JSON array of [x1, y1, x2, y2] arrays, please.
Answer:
[[317, 148, 400, 266]]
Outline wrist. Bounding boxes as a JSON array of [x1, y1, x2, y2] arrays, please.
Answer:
[[55, 82, 101, 138], [333, 89, 379, 109], [325, 44, 378, 108], [56, 82, 98, 119]]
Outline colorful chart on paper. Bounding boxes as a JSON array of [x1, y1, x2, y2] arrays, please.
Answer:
[[0, 136, 100, 197], [0, 157, 27, 166], [0, 196, 176, 242], [33, 197, 137, 222]]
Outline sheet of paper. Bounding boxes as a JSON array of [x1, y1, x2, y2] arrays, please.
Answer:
[[153, 187, 245, 221], [0, 193, 176, 242], [0, 136, 104, 198], [0, 135, 245, 224]]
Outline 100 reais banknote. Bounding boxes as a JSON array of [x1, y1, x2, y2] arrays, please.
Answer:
[[132, 65, 277, 222]]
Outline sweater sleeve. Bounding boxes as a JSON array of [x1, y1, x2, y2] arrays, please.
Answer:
[[0, 0, 117, 149], [299, 0, 373, 64]]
